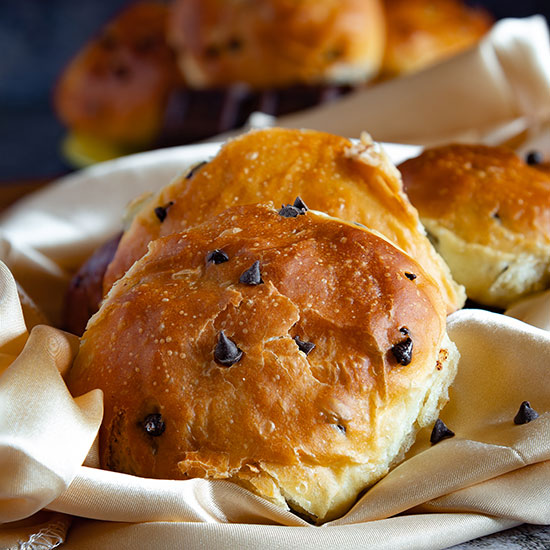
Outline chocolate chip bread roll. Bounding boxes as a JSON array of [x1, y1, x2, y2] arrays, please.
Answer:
[[68, 203, 459, 523], [399, 144, 550, 308], [103, 128, 465, 314]]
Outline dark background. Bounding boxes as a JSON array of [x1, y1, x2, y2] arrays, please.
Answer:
[[1, 0, 549, 182]]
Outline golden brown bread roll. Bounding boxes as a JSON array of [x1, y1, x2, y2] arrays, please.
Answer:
[[399, 144, 550, 308], [168, 0, 386, 88], [68, 202, 459, 522], [381, 0, 492, 77], [103, 128, 465, 314], [55, 2, 180, 149]]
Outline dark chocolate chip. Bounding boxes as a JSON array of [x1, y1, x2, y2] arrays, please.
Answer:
[[526, 151, 543, 165], [207, 249, 229, 264], [430, 419, 454, 444], [143, 413, 165, 437], [112, 64, 131, 80], [154, 201, 174, 222], [205, 44, 221, 57], [185, 161, 208, 179], [294, 335, 315, 356], [391, 337, 413, 366], [405, 272, 417, 280], [278, 204, 301, 218], [239, 260, 263, 285], [293, 196, 308, 213], [514, 401, 539, 425], [214, 330, 243, 366], [399, 326, 410, 336], [227, 37, 242, 51], [336, 423, 347, 435]]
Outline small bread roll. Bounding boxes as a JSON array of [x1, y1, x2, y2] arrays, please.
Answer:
[[399, 144, 550, 308], [104, 128, 465, 314], [68, 203, 459, 523], [168, 0, 386, 89], [381, 0, 491, 77], [55, 2, 179, 147]]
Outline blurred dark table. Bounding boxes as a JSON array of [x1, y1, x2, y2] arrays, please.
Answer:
[[1, 0, 550, 208]]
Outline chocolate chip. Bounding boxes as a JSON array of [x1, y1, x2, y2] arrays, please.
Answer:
[[207, 249, 229, 264], [294, 335, 315, 355], [399, 326, 410, 336], [293, 196, 308, 213], [227, 37, 242, 51], [185, 161, 207, 179], [239, 260, 263, 285], [405, 272, 417, 280], [430, 419, 454, 444], [112, 64, 131, 80], [526, 151, 543, 165], [391, 336, 413, 366], [205, 44, 221, 58], [278, 204, 301, 218], [154, 201, 174, 222], [143, 413, 165, 437], [514, 401, 539, 425], [214, 330, 243, 366], [336, 423, 347, 435]]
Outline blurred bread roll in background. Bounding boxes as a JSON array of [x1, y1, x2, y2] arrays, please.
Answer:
[[55, 1, 180, 157], [381, 0, 492, 77], [68, 203, 459, 523], [102, 128, 465, 314], [399, 144, 550, 308], [168, 0, 386, 88]]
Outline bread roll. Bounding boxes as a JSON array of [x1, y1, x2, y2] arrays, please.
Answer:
[[55, 2, 179, 148], [399, 144, 550, 308], [104, 128, 465, 314], [68, 203, 459, 523], [168, 0, 386, 89], [381, 0, 491, 77]]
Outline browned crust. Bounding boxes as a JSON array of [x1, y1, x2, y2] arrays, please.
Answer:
[[104, 128, 464, 313], [399, 143, 550, 251]]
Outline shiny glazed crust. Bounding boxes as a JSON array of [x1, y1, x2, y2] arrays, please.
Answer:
[[55, 2, 179, 145], [104, 128, 464, 313], [399, 144, 550, 307], [68, 204, 458, 522], [381, 0, 491, 77], [168, 0, 385, 88]]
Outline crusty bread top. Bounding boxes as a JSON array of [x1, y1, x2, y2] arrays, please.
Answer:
[[399, 144, 550, 255], [168, 0, 385, 88], [104, 128, 464, 313], [68, 203, 450, 522]]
